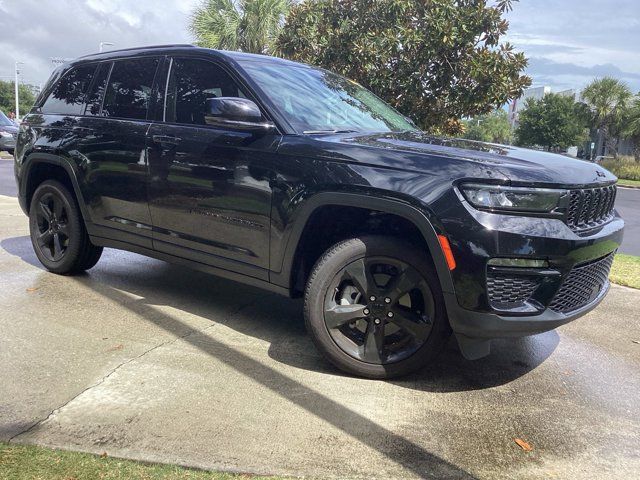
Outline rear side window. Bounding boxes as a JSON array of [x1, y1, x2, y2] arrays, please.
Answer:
[[84, 63, 111, 116], [41, 64, 97, 115], [101, 58, 159, 120]]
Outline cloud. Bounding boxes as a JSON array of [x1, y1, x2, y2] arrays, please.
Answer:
[[0, 0, 199, 89], [504, 0, 640, 94]]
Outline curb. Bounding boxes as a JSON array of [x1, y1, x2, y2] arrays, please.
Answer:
[[617, 183, 640, 190]]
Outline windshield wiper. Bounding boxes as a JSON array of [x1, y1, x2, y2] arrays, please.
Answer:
[[302, 129, 359, 134]]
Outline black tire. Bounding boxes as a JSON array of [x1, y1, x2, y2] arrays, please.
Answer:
[[304, 236, 451, 379], [29, 180, 102, 274]]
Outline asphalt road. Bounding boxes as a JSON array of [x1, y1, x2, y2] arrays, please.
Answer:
[[1, 190, 640, 478], [615, 187, 640, 256], [1, 156, 638, 255], [0, 156, 17, 197]]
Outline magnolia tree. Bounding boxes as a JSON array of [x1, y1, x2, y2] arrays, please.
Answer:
[[276, 0, 531, 133]]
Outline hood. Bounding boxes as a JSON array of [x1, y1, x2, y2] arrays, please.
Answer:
[[317, 131, 616, 188]]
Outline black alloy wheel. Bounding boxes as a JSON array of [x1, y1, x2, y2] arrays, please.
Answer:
[[29, 180, 103, 274], [33, 191, 71, 262], [324, 256, 434, 365], [305, 236, 451, 379]]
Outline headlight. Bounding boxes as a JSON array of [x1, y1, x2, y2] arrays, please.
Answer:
[[459, 183, 568, 213], [0, 131, 12, 137]]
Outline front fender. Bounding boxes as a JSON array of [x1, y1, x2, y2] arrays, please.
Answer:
[[269, 190, 455, 296]]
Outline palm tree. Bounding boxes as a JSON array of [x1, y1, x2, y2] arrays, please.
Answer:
[[189, 0, 290, 55], [581, 77, 632, 158]]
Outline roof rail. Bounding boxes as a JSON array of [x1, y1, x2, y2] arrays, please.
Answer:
[[78, 44, 196, 59]]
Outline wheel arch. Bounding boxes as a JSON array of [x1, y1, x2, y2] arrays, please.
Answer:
[[21, 154, 91, 226], [271, 191, 455, 298]]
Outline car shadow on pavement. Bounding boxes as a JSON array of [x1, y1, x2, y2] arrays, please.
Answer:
[[2, 236, 480, 479], [2, 235, 558, 395]]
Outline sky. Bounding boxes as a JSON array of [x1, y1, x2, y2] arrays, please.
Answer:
[[0, 0, 639, 95]]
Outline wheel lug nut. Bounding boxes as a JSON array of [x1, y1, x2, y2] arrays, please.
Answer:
[[374, 318, 381, 325], [387, 311, 394, 318], [363, 308, 370, 315], [384, 297, 391, 304], [369, 295, 376, 301]]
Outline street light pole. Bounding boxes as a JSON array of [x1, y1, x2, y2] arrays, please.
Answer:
[[14, 61, 23, 120], [99, 42, 115, 53]]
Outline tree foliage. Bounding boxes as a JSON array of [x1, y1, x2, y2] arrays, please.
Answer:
[[190, 0, 290, 54], [622, 95, 640, 161], [515, 93, 588, 151], [276, 0, 531, 134], [0, 81, 36, 117], [581, 77, 632, 158], [461, 109, 512, 144]]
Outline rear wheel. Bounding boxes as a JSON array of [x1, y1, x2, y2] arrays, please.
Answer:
[[29, 180, 102, 274], [304, 236, 451, 379]]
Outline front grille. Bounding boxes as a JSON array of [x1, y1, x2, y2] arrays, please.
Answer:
[[487, 273, 540, 308], [567, 185, 616, 231], [549, 253, 614, 313]]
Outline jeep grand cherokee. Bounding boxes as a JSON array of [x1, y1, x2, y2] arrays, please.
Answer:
[[14, 45, 624, 378]]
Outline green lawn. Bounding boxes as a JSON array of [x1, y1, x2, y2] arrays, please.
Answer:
[[0, 443, 283, 480], [610, 254, 640, 290], [617, 178, 640, 188]]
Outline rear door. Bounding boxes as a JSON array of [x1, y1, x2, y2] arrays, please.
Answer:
[[146, 56, 278, 279], [73, 57, 161, 248]]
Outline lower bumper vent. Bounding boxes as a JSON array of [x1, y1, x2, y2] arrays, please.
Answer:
[[548, 253, 614, 313]]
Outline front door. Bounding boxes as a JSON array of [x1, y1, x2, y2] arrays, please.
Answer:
[[147, 57, 277, 279]]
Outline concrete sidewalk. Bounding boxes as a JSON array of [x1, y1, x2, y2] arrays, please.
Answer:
[[1, 194, 639, 479]]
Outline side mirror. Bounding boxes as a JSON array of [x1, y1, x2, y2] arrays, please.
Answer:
[[204, 97, 276, 132]]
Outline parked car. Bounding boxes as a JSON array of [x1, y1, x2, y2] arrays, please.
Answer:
[[0, 110, 18, 154], [14, 45, 624, 378]]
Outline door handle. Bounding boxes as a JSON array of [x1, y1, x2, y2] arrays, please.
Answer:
[[72, 126, 95, 135], [152, 135, 182, 145]]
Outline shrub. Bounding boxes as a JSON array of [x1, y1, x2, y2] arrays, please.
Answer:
[[600, 155, 640, 180]]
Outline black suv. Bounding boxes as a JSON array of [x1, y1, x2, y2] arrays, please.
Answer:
[[14, 45, 624, 378]]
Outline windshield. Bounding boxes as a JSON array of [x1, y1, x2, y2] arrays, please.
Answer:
[[0, 111, 14, 127], [240, 62, 417, 134]]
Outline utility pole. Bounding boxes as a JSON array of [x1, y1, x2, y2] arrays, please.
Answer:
[[14, 61, 23, 120], [99, 42, 115, 53]]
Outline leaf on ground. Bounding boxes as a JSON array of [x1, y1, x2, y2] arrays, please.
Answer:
[[514, 438, 533, 451], [100, 451, 108, 458], [106, 344, 123, 352], [632, 340, 640, 344], [26, 287, 40, 293]]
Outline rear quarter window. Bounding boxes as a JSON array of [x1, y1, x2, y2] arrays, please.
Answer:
[[40, 64, 97, 116]]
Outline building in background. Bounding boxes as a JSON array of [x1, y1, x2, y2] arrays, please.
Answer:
[[508, 86, 550, 128]]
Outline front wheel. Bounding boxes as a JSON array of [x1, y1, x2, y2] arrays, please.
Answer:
[[304, 236, 451, 379], [29, 180, 103, 274]]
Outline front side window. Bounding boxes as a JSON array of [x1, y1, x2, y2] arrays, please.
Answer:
[[165, 58, 248, 125], [239, 62, 416, 134], [102, 57, 159, 120], [41, 64, 97, 115]]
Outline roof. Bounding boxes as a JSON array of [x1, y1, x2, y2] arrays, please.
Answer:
[[71, 44, 310, 69]]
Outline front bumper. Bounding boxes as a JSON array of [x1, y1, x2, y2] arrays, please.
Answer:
[[434, 190, 624, 359]]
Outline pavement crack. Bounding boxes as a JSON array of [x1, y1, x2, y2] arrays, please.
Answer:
[[8, 297, 260, 443]]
